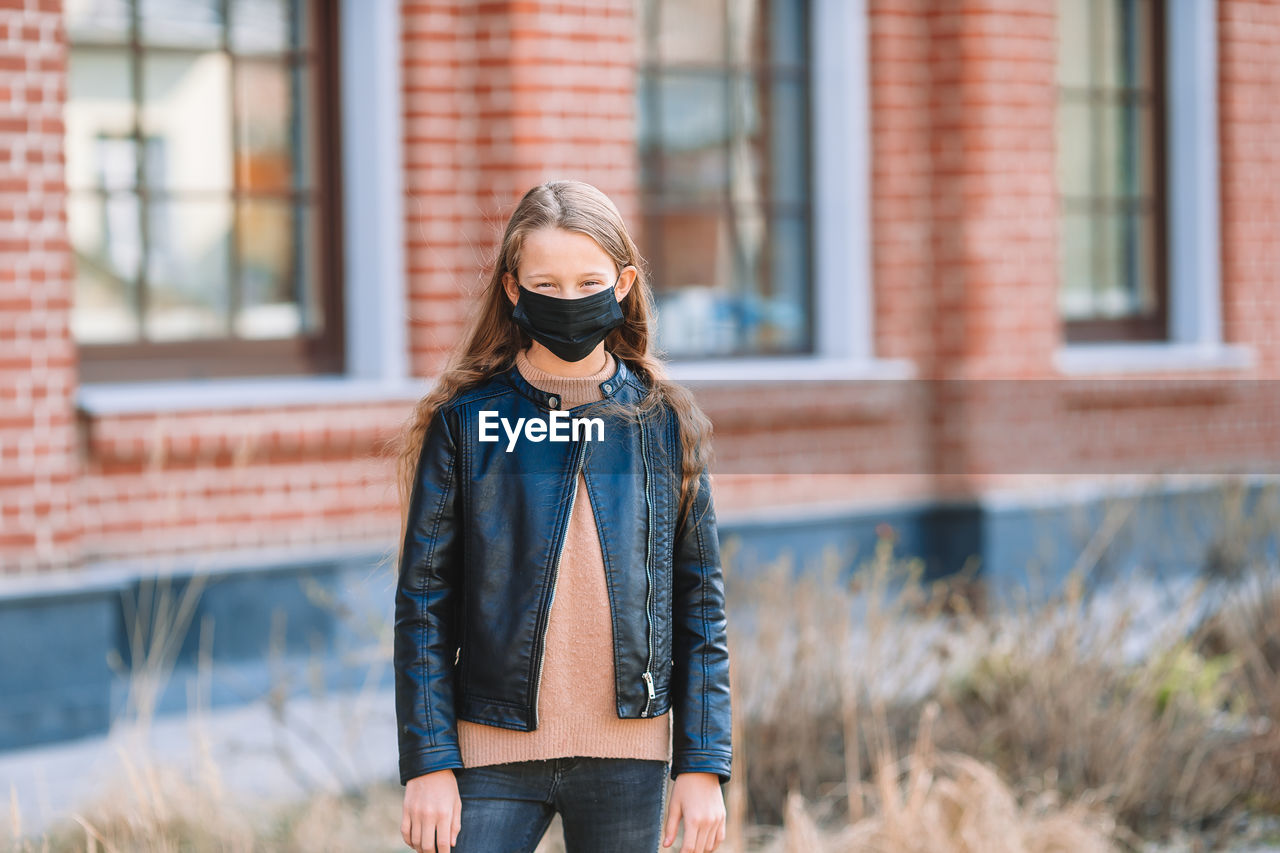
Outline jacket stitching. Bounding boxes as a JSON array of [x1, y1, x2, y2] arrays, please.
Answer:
[[447, 385, 512, 409], [694, 499, 709, 745], [457, 407, 471, 689], [582, 468, 626, 715], [463, 692, 528, 710], [421, 412, 456, 748]]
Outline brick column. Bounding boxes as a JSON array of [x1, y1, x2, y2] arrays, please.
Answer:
[[1219, 0, 1280, 374], [921, 1, 1060, 496], [0, 0, 80, 573]]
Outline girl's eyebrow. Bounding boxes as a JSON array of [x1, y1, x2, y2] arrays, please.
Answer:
[[525, 271, 611, 280]]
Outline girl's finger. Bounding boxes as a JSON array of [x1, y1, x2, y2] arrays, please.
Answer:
[[711, 816, 726, 851], [663, 797, 681, 847], [692, 820, 711, 853]]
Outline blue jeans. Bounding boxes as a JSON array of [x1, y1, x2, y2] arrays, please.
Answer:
[[453, 756, 670, 852]]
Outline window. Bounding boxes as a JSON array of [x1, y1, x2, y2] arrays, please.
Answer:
[[636, 0, 813, 359], [1056, 0, 1167, 342], [65, 0, 343, 381]]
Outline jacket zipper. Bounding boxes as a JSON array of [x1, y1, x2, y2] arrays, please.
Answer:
[[639, 414, 657, 717], [532, 436, 587, 728]]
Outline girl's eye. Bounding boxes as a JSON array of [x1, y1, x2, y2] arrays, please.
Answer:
[[535, 282, 555, 289]]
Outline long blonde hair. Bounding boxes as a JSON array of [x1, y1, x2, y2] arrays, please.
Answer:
[[394, 180, 714, 566]]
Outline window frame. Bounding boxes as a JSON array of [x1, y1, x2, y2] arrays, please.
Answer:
[[651, 0, 907, 381], [1054, 0, 1254, 375], [1057, 0, 1170, 344], [636, 0, 817, 361], [69, 0, 347, 383]]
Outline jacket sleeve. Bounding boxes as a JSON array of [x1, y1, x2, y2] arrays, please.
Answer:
[[394, 404, 466, 785], [669, 462, 734, 786]]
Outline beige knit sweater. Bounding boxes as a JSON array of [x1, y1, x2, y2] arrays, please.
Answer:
[[456, 347, 673, 767]]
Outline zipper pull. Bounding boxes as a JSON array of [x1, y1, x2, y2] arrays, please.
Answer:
[[642, 670, 655, 701]]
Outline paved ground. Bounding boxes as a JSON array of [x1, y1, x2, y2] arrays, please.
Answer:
[[2, 683, 400, 840]]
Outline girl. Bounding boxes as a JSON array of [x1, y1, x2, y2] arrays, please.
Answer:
[[393, 180, 732, 853]]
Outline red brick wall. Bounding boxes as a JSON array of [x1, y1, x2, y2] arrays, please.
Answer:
[[0, 0, 79, 573], [1, 0, 1277, 571], [77, 402, 407, 561], [1220, 0, 1280, 374]]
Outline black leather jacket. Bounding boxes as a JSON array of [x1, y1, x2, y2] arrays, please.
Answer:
[[394, 355, 733, 786]]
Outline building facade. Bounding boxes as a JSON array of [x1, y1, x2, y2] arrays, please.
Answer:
[[1, 0, 1277, 749]]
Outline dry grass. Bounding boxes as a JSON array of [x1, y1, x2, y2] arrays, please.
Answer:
[[726, 477, 1280, 851], [5, 477, 1280, 851]]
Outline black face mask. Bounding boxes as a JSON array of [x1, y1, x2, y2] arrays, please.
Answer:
[[511, 273, 627, 362]]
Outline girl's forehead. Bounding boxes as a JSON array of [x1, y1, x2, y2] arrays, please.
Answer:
[[519, 228, 614, 276]]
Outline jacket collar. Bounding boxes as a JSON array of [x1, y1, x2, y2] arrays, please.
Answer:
[[501, 351, 633, 412]]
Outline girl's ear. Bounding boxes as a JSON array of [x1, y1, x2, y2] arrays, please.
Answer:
[[615, 264, 638, 302], [502, 270, 521, 308]]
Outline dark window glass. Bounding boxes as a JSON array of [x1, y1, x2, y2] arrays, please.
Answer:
[[65, 0, 343, 380], [637, 0, 813, 358], [1057, 0, 1167, 342]]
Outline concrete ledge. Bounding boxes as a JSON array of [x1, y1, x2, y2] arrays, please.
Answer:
[[77, 377, 431, 416], [1052, 342, 1256, 376]]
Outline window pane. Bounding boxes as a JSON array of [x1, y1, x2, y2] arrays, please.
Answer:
[[1135, 101, 1155, 197], [230, 0, 308, 53], [66, 48, 135, 192], [140, 0, 224, 49], [1097, 100, 1124, 199], [637, 71, 659, 182], [1131, 209, 1157, 314], [768, 78, 808, 208], [67, 0, 342, 372], [650, 205, 808, 357], [1094, 211, 1128, 317], [235, 59, 311, 190], [1130, 0, 1153, 89], [1056, 98, 1091, 198], [66, 0, 131, 42], [725, 0, 756, 66], [652, 208, 736, 356], [70, 191, 142, 343], [654, 72, 730, 202], [727, 0, 807, 68], [638, 0, 656, 64], [235, 199, 322, 339], [656, 0, 725, 65], [641, 0, 812, 358], [145, 198, 232, 340], [1093, 0, 1119, 89], [1107, 0, 1152, 90], [728, 71, 758, 207], [142, 52, 233, 192], [1058, 210, 1093, 320], [1057, 0, 1090, 88], [1056, 0, 1160, 332], [764, 212, 809, 352], [766, 0, 806, 68]]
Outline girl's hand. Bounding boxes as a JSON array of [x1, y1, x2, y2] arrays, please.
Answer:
[[662, 771, 727, 852], [401, 769, 462, 852]]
